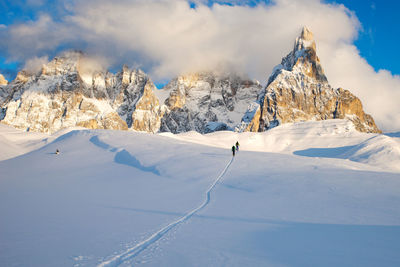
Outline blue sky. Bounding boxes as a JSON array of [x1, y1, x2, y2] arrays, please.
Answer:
[[326, 0, 399, 75], [0, 0, 399, 80]]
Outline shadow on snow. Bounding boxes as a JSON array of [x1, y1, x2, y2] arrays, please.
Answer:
[[293, 145, 356, 159], [385, 132, 400, 138], [114, 149, 160, 176], [90, 135, 160, 176]]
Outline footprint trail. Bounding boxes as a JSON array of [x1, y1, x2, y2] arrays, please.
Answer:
[[98, 156, 234, 267]]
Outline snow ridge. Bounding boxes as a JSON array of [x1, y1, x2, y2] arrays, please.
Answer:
[[98, 156, 234, 267]]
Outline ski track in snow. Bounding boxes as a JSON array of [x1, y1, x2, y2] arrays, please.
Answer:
[[97, 156, 234, 267]]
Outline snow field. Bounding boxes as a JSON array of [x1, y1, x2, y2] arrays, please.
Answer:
[[0, 120, 400, 266]]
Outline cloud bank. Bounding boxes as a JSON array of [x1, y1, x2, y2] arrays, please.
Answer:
[[0, 0, 399, 132]]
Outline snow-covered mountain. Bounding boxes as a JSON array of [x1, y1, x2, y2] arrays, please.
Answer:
[[0, 51, 165, 133], [0, 27, 381, 134], [248, 27, 381, 133], [159, 72, 261, 133], [0, 57, 261, 134]]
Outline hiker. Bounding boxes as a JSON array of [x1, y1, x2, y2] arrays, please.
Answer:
[[232, 145, 236, 156], [236, 141, 240, 152], [56, 149, 60, 155]]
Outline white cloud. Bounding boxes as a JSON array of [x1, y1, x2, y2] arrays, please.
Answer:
[[78, 54, 108, 75], [23, 56, 49, 74], [319, 42, 400, 132], [3, 14, 75, 60], [1, 0, 399, 131]]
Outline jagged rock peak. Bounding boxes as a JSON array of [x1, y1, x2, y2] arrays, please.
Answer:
[[270, 26, 327, 85], [301, 26, 313, 39], [0, 74, 8, 85], [255, 27, 381, 134], [41, 50, 83, 76], [294, 26, 316, 51], [14, 71, 31, 83]]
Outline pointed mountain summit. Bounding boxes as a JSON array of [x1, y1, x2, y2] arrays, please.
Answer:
[[268, 26, 327, 86], [249, 27, 380, 133], [291, 26, 327, 83]]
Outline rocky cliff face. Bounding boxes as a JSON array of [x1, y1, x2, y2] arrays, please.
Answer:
[[253, 27, 380, 133], [131, 80, 166, 133], [159, 72, 261, 133], [0, 51, 162, 133]]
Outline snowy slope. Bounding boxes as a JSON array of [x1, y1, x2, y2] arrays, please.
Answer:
[[0, 122, 400, 267], [0, 123, 88, 161], [0, 123, 56, 160], [165, 119, 400, 172]]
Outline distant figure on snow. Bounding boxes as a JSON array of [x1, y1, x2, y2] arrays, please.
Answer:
[[236, 141, 240, 152], [232, 145, 236, 156], [55, 149, 60, 155]]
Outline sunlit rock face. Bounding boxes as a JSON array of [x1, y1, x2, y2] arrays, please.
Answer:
[[131, 80, 166, 133], [1, 91, 128, 133], [0, 51, 163, 133], [0, 74, 7, 86], [255, 27, 380, 133], [159, 72, 262, 133]]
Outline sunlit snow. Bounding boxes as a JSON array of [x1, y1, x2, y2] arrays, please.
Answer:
[[1, 120, 399, 266]]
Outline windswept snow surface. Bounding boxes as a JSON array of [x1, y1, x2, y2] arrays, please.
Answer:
[[1, 120, 400, 267]]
